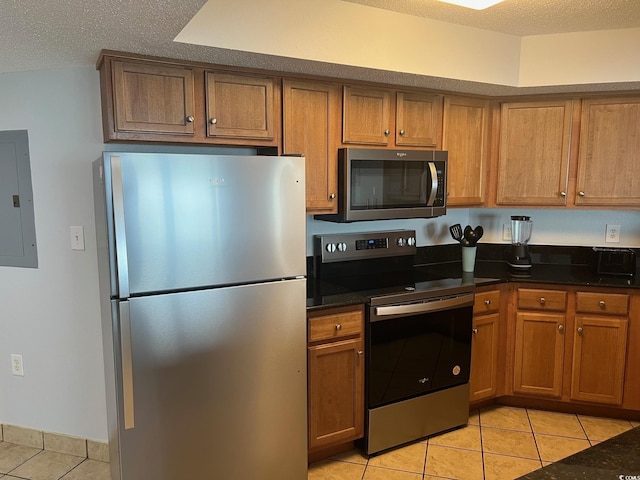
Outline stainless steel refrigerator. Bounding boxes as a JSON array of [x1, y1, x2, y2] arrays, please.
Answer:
[[93, 152, 307, 480]]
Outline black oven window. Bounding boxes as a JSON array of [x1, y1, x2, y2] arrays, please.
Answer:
[[367, 306, 472, 408]]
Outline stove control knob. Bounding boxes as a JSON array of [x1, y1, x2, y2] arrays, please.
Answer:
[[396, 238, 406, 247], [325, 243, 336, 253], [337, 242, 347, 252], [407, 236, 416, 246]]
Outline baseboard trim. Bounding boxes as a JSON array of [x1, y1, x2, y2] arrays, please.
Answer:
[[0, 423, 109, 462]]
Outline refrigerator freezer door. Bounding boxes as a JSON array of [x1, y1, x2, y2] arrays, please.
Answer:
[[106, 153, 306, 297], [113, 279, 307, 480]]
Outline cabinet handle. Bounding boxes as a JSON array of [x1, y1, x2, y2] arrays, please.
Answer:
[[558, 324, 564, 332], [540, 297, 546, 305], [357, 350, 364, 356], [335, 324, 342, 331], [399, 129, 406, 136], [472, 328, 478, 334], [577, 327, 583, 334], [579, 191, 585, 197], [560, 191, 566, 197], [210, 118, 218, 125], [329, 193, 336, 200], [484, 299, 491, 305], [599, 300, 606, 308], [384, 129, 390, 136], [186, 115, 194, 123]]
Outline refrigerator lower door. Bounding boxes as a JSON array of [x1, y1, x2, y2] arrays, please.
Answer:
[[112, 279, 307, 480]]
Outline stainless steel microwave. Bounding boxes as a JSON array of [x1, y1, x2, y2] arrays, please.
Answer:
[[315, 148, 447, 222]]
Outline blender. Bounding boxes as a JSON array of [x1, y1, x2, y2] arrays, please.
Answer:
[[508, 215, 533, 272]]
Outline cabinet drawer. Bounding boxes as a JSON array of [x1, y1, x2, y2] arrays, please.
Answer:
[[518, 288, 566, 311], [576, 292, 629, 315], [308, 308, 363, 342], [474, 289, 500, 314]]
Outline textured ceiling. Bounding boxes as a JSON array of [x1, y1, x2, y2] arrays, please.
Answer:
[[343, 0, 640, 36], [2, 0, 640, 96]]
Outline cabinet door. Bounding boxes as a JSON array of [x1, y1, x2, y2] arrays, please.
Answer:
[[308, 338, 364, 449], [443, 96, 489, 206], [497, 101, 572, 205], [576, 97, 640, 206], [513, 311, 565, 397], [283, 79, 340, 213], [571, 315, 628, 405], [342, 86, 391, 145], [470, 313, 499, 402], [112, 60, 196, 135], [396, 92, 442, 147], [206, 72, 276, 141]]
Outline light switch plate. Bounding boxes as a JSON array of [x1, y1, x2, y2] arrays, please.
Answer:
[[70, 226, 85, 250]]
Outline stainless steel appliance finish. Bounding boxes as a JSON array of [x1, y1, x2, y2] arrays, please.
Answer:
[[94, 152, 307, 480], [365, 284, 474, 455], [315, 230, 417, 264], [367, 383, 469, 455], [313, 230, 474, 456], [315, 148, 447, 222]]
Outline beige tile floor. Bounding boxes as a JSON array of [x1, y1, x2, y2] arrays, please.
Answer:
[[0, 408, 637, 480], [309, 406, 640, 480], [0, 441, 110, 480]]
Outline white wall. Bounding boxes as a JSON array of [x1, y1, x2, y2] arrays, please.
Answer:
[[520, 28, 640, 87], [177, 0, 522, 86], [469, 209, 640, 248], [0, 67, 107, 441], [308, 208, 640, 256], [179, 0, 640, 88]]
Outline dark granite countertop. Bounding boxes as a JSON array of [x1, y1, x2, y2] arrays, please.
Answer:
[[518, 426, 640, 480], [307, 243, 640, 311]]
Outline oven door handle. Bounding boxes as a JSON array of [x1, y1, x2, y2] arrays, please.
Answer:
[[373, 293, 474, 319]]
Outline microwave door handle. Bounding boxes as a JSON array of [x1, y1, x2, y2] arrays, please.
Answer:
[[426, 162, 438, 206]]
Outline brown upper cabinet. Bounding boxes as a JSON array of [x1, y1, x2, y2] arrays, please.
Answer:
[[496, 100, 573, 206], [205, 72, 277, 142], [110, 60, 197, 136], [342, 86, 441, 148], [442, 96, 491, 206], [99, 54, 280, 146], [98, 51, 640, 213], [282, 79, 340, 214], [576, 97, 640, 206]]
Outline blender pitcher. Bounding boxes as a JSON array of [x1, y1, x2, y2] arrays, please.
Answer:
[[508, 215, 533, 270]]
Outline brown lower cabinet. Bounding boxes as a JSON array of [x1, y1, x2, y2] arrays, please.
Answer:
[[469, 287, 502, 402], [510, 286, 633, 408], [307, 305, 364, 454]]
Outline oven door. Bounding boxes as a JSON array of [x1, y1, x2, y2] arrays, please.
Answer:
[[367, 292, 473, 409]]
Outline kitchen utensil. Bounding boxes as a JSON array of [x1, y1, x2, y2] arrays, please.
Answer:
[[449, 224, 463, 243], [474, 225, 484, 242], [463, 225, 475, 244]]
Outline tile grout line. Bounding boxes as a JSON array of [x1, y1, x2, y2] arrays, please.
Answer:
[[525, 408, 545, 469], [478, 409, 487, 480]]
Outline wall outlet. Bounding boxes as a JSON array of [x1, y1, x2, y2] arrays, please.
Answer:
[[502, 223, 512, 241], [10, 354, 24, 376], [605, 224, 621, 243]]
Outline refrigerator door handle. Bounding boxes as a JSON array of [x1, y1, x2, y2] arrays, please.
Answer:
[[111, 156, 130, 298], [119, 301, 135, 429]]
